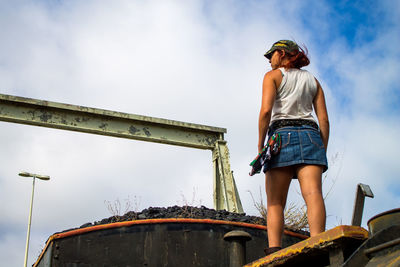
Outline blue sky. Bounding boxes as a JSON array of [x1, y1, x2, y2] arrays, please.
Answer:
[[0, 0, 399, 266]]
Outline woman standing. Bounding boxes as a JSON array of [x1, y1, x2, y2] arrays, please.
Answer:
[[258, 40, 329, 255]]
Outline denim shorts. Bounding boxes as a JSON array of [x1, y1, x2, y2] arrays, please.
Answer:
[[263, 125, 328, 175]]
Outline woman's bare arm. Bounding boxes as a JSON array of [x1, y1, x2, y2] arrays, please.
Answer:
[[313, 79, 329, 150], [258, 69, 281, 152]]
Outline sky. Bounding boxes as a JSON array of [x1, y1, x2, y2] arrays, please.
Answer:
[[0, 0, 399, 266]]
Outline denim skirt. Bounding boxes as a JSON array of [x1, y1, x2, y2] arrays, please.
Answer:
[[263, 125, 328, 174]]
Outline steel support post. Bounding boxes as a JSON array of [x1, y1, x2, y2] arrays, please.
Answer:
[[213, 140, 243, 213], [329, 246, 345, 267]]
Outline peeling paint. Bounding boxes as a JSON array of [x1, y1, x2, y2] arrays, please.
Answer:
[[205, 137, 217, 146], [142, 127, 151, 137], [99, 123, 108, 130], [27, 110, 35, 119], [75, 117, 90, 123], [39, 111, 53, 122], [129, 126, 140, 135], [39, 111, 52, 122], [198, 136, 217, 146]]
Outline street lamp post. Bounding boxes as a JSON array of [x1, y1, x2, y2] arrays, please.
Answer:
[[19, 172, 50, 267]]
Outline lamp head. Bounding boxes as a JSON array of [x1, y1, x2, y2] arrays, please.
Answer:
[[19, 172, 50, 180]]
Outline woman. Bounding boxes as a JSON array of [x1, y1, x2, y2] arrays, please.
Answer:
[[258, 40, 329, 255]]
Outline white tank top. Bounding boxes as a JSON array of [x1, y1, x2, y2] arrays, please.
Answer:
[[271, 67, 317, 122]]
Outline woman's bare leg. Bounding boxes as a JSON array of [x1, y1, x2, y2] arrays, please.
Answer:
[[296, 165, 326, 236], [265, 166, 293, 247]]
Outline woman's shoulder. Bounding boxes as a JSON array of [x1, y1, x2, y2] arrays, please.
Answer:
[[264, 68, 283, 78], [263, 69, 284, 89], [263, 69, 283, 85]]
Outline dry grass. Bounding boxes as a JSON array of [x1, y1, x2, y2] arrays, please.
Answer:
[[284, 202, 308, 231], [177, 187, 203, 218], [248, 188, 268, 223], [105, 195, 141, 221]]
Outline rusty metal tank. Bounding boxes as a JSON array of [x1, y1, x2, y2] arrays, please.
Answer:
[[33, 218, 308, 267]]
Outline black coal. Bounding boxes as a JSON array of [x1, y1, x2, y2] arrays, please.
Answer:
[[58, 205, 308, 236], [77, 205, 266, 230]]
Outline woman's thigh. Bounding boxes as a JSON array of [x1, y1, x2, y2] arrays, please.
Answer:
[[265, 166, 294, 206]]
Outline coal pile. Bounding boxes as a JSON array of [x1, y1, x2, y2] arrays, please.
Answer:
[[77, 205, 266, 230], [60, 205, 309, 236]]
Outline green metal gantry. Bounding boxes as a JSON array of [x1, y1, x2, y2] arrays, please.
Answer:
[[0, 93, 243, 213]]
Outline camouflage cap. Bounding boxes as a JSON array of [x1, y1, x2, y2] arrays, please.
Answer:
[[264, 40, 299, 59]]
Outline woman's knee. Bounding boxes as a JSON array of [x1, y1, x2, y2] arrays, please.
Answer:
[[302, 190, 324, 206]]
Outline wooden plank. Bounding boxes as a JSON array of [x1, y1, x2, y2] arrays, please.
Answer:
[[244, 225, 368, 267]]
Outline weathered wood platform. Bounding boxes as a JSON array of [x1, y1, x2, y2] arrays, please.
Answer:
[[244, 225, 368, 267]]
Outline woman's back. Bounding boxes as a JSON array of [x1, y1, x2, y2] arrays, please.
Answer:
[[271, 68, 317, 122]]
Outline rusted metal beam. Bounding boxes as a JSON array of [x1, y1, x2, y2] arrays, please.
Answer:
[[0, 93, 243, 213], [0, 94, 226, 149]]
